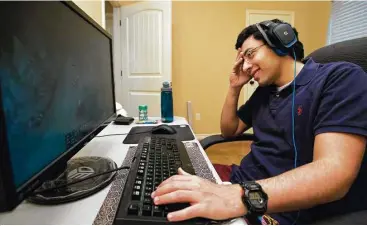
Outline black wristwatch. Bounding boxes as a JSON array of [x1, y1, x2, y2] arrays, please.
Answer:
[[238, 181, 268, 217]]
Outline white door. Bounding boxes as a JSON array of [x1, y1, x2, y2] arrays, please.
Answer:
[[120, 1, 172, 117], [244, 10, 294, 103]]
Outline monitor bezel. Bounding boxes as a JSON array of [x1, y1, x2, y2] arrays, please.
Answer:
[[0, 1, 117, 211]]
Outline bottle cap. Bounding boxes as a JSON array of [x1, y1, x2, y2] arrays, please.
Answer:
[[162, 81, 170, 88]]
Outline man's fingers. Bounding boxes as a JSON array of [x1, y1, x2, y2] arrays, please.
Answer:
[[153, 181, 200, 198], [157, 175, 192, 189], [236, 48, 243, 60], [178, 167, 191, 175], [154, 190, 200, 206], [236, 48, 241, 60], [166, 204, 204, 222], [232, 57, 244, 73]]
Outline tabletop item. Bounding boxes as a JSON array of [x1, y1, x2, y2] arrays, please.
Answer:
[[161, 82, 174, 123], [138, 105, 148, 121]]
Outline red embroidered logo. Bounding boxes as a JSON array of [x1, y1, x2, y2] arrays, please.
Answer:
[[261, 214, 279, 225], [297, 105, 303, 116]]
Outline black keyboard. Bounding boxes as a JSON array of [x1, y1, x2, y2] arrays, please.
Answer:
[[114, 136, 210, 224]]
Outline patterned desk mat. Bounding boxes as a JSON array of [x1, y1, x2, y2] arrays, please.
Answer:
[[93, 142, 217, 225]]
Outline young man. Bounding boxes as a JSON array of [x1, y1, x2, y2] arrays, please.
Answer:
[[151, 19, 367, 224]]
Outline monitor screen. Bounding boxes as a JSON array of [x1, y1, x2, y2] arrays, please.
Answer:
[[0, 2, 115, 189]]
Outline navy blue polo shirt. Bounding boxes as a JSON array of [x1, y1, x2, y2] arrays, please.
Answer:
[[230, 58, 367, 224]]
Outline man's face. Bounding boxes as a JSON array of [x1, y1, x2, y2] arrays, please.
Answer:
[[240, 36, 282, 86]]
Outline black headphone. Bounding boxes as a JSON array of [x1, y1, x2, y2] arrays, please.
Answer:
[[256, 20, 297, 56]]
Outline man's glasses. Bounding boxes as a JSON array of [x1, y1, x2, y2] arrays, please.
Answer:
[[243, 44, 265, 63]]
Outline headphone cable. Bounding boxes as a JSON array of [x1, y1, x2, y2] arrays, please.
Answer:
[[292, 48, 301, 225], [292, 48, 298, 169]]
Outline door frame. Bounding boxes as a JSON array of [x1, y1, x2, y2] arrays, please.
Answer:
[[246, 10, 295, 27], [113, 7, 122, 105]]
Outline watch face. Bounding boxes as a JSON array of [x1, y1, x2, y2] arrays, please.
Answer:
[[249, 191, 265, 208]]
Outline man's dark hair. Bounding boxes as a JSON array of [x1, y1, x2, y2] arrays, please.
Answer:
[[235, 19, 304, 61]]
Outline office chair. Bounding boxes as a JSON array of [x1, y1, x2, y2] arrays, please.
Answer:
[[200, 37, 367, 224]]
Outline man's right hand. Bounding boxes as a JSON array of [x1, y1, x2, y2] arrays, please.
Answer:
[[151, 168, 247, 222], [229, 48, 252, 89]]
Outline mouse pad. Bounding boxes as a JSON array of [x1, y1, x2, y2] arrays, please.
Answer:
[[122, 125, 195, 144]]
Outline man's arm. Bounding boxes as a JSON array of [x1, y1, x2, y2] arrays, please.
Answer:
[[220, 87, 248, 137], [151, 132, 366, 222], [221, 48, 252, 137], [257, 132, 366, 213]]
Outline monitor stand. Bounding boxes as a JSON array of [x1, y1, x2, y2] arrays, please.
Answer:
[[27, 156, 117, 205]]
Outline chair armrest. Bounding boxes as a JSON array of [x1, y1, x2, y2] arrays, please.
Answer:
[[199, 133, 255, 150]]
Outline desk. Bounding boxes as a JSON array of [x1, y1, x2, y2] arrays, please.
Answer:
[[0, 116, 246, 225]]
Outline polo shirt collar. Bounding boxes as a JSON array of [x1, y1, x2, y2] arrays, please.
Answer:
[[296, 57, 319, 86]]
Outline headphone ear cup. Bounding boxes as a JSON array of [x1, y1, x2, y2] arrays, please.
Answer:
[[273, 48, 288, 56]]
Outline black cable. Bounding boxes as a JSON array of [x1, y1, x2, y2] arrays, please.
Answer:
[[32, 166, 130, 195], [95, 131, 152, 138]]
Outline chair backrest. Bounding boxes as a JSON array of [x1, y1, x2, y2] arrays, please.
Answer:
[[306, 37, 367, 72], [306, 37, 367, 224]]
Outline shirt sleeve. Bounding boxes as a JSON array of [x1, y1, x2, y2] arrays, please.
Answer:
[[237, 101, 252, 127], [237, 87, 261, 128], [314, 64, 367, 137]]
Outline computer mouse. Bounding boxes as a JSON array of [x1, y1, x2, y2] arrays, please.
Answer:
[[151, 124, 177, 135]]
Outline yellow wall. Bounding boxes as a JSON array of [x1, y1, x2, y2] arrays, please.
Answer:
[[172, 1, 331, 134], [73, 0, 104, 27]]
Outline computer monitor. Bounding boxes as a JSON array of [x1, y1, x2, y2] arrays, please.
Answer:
[[0, 1, 116, 212]]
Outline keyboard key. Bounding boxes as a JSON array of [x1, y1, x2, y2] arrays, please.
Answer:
[[132, 191, 140, 200], [153, 205, 163, 217], [145, 187, 152, 192], [143, 198, 151, 204], [155, 178, 162, 183], [128, 204, 139, 215], [135, 180, 142, 185], [133, 185, 141, 191], [142, 205, 152, 216], [144, 192, 151, 197]]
